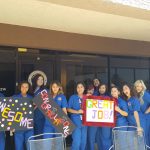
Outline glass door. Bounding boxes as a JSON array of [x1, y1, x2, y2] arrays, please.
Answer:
[[18, 49, 56, 88]]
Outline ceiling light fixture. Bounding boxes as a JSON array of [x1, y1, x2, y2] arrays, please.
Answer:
[[104, 0, 150, 11]]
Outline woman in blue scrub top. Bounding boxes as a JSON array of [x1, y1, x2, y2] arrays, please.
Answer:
[[96, 84, 112, 150], [0, 92, 5, 150], [67, 82, 87, 150], [111, 86, 128, 127], [44, 81, 68, 134], [13, 81, 33, 150], [86, 85, 96, 150], [32, 74, 47, 135], [122, 84, 143, 132], [134, 80, 150, 146]]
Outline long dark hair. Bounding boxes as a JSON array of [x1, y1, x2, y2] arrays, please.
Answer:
[[121, 83, 135, 100], [31, 74, 45, 92]]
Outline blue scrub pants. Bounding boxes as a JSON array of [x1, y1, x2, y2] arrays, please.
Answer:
[[71, 126, 87, 150], [70, 116, 87, 150], [87, 126, 98, 150], [43, 118, 56, 138], [116, 118, 128, 127], [15, 129, 33, 150], [0, 131, 5, 150], [145, 114, 150, 146], [139, 115, 146, 145], [97, 127, 112, 150], [34, 108, 45, 135]]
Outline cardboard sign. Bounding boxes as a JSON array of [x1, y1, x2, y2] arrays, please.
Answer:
[[82, 96, 117, 127], [33, 89, 76, 137], [0, 97, 33, 131]]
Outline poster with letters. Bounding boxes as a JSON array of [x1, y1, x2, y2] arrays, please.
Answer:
[[82, 96, 117, 127], [0, 97, 33, 131], [33, 89, 76, 137]]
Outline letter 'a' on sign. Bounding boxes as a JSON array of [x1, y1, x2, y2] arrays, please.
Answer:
[[82, 96, 117, 127], [0, 97, 34, 131], [32, 90, 76, 138]]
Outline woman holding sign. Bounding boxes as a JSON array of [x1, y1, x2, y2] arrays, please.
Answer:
[[134, 80, 150, 146], [13, 81, 33, 150], [111, 86, 128, 127], [96, 84, 112, 150], [122, 84, 143, 133], [43, 81, 68, 134], [0, 92, 5, 150], [87, 84, 99, 150], [67, 82, 87, 150], [31, 73, 47, 136]]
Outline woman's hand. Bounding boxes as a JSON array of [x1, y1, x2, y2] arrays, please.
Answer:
[[137, 127, 143, 137], [115, 106, 120, 112], [145, 107, 150, 114], [78, 109, 84, 114], [10, 129, 15, 136]]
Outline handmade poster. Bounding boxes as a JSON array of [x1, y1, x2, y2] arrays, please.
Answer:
[[33, 89, 76, 137], [0, 97, 33, 131], [82, 96, 117, 127]]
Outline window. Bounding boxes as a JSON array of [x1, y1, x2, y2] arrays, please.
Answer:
[[61, 54, 108, 98], [110, 56, 150, 88], [0, 49, 16, 96]]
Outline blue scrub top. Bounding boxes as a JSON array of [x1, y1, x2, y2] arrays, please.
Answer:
[[68, 94, 82, 117], [98, 93, 110, 101], [68, 94, 83, 117], [93, 87, 99, 96], [68, 94, 83, 127], [117, 97, 128, 124], [53, 94, 68, 108], [13, 93, 32, 99], [139, 91, 150, 113], [127, 97, 141, 126], [34, 88, 48, 96], [117, 97, 128, 118]]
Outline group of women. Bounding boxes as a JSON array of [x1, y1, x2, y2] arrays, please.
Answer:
[[0, 74, 68, 150], [86, 79, 150, 150], [0, 74, 150, 150]]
